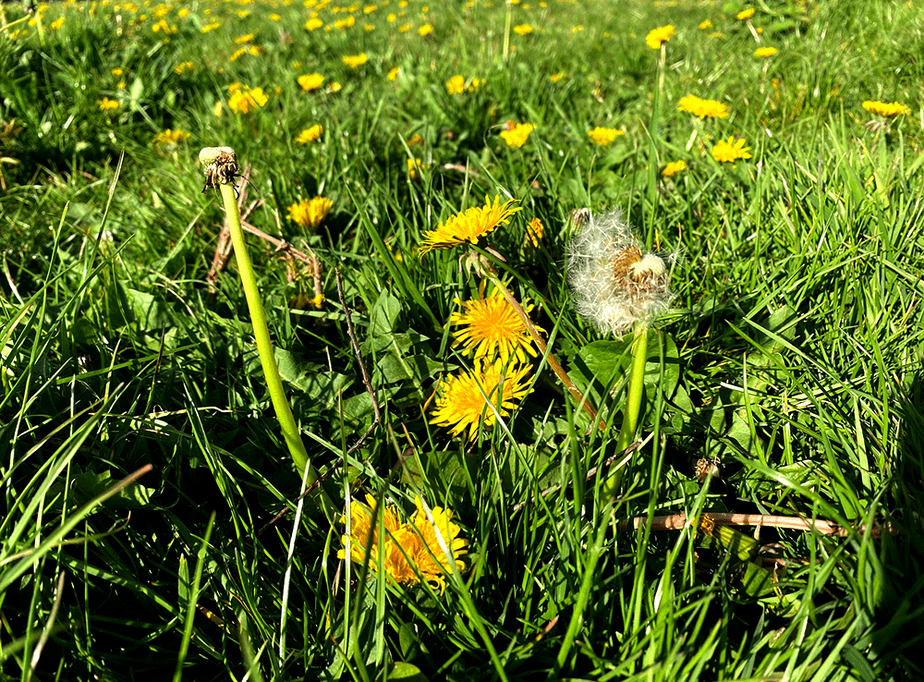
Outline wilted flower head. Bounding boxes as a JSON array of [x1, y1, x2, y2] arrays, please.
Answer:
[[567, 210, 673, 335]]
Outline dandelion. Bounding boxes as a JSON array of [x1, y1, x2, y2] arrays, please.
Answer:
[[338, 494, 467, 592], [387, 66, 400, 81], [305, 18, 323, 30], [153, 129, 191, 145], [587, 126, 625, 146], [201, 22, 221, 33], [298, 73, 325, 91], [419, 195, 521, 253], [98, 97, 120, 111], [407, 157, 426, 179], [567, 210, 673, 335], [500, 122, 535, 148], [550, 72, 565, 83], [862, 100, 911, 117], [335, 16, 356, 29], [430, 359, 533, 440], [698, 20, 713, 30], [661, 160, 688, 177], [445, 75, 466, 95], [711, 136, 752, 162], [525, 217, 544, 248], [342, 53, 368, 68], [418, 23, 432, 36], [513, 24, 533, 35], [645, 24, 674, 49], [449, 288, 542, 364], [677, 95, 729, 119], [754, 46, 777, 58], [288, 196, 333, 229], [736, 8, 755, 20], [174, 61, 193, 75], [295, 124, 324, 143], [227, 87, 268, 114], [50, 17, 64, 29], [234, 33, 255, 43], [111, 68, 124, 76]]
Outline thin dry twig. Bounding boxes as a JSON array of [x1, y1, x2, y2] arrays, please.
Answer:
[[623, 511, 898, 538], [336, 269, 381, 456]]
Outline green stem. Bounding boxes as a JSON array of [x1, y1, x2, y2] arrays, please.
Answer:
[[606, 323, 649, 493], [217, 182, 334, 513]]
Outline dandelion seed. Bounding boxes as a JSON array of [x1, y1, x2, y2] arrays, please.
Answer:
[[711, 136, 752, 163], [587, 126, 625, 146], [419, 195, 521, 253], [677, 95, 729, 119], [567, 210, 673, 335], [449, 288, 542, 364], [430, 359, 533, 440], [645, 24, 674, 49], [862, 100, 911, 117]]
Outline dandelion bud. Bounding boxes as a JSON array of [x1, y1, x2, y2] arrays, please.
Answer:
[[567, 210, 673, 335]]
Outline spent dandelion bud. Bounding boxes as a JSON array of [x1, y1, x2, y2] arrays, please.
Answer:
[[567, 210, 673, 335]]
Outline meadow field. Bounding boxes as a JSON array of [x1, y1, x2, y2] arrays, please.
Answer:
[[1, 0, 924, 679]]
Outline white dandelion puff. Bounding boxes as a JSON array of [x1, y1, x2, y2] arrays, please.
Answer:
[[566, 210, 674, 335]]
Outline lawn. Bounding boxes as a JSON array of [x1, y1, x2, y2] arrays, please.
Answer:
[[1, 0, 924, 679]]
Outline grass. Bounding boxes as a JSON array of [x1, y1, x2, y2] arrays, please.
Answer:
[[1, 0, 924, 679]]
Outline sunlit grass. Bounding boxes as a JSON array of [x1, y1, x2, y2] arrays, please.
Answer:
[[1, 0, 923, 679]]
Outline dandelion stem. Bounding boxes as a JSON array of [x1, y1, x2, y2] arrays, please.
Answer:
[[202, 147, 334, 515], [481, 264, 599, 424], [606, 322, 649, 494]]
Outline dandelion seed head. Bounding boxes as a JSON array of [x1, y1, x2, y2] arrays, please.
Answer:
[[567, 210, 673, 335]]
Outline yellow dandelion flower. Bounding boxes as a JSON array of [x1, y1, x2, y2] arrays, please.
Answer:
[[387, 66, 400, 81], [287, 196, 333, 229], [407, 157, 426, 179], [525, 217, 544, 248], [201, 22, 221, 33], [330, 82, 342, 93], [174, 61, 193, 75], [335, 16, 356, 29], [430, 359, 533, 440], [862, 100, 911, 117], [698, 20, 713, 30], [271, 13, 281, 21], [446, 75, 466, 95], [364, 4, 378, 13], [711, 136, 752, 163], [500, 122, 535, 148], [338, 494, 467, 592], [50, 17, 65, 30], [754, 46, 777, 58], [111, 68, 124, 76], [305, 17, 323, 30], [295, 124, 324, 143], [736, 8, 755, 20], [645, 24, 674, 49], [449, 288, 541, 364], [298, 73, 325, 91], [234, 33, 255, 43], [418, 23, 432, 36], [153, 129, 191, 145], [513, 23, 533, 35], [343, 53, 368, 68], [420, 195, 521, 253], [406, 498, 469, 591], [661, 160, 688, 177], [587, 126, 625, 146], [677, 95, 730, 119], [227, 87, 268, 114], [550, 72, 565, 83], [98, 97, 120, 111]]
